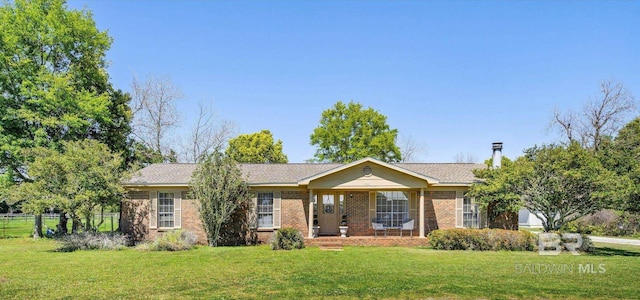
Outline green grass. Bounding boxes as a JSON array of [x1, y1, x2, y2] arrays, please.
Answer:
[[0, 215, 118, 238], [1, 239, 639, 299]]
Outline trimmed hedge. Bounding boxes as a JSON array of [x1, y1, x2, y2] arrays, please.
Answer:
[[428, 228, 537, 251], [271, 228, 304, 250]]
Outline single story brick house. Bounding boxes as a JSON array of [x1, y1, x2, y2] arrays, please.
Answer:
[[121, 143, 511, 244]]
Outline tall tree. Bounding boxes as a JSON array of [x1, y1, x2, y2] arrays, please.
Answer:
[[598, 117, 640, 213], [453, 152, 478, 163], [310, 101, 401, 163], [226, 130, 288, 163], [182, 102, 235, 163], [130, 74, 182, 162], [398, 134, 427, 163], [551, 80, 636, 152], [190, 150, 252, 246], [95, 88, 133, 168], [0, 0, 118, 180], [0, 0, 129, 236]]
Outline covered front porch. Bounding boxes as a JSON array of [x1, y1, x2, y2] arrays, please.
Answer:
[[298, 158, 461, 239], [305, 189, 438, 239]]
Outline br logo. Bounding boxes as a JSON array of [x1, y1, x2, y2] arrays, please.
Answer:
[[538, 233, 582, 255]]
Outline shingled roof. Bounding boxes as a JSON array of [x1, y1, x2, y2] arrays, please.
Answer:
[[126, 160, 485, 186]]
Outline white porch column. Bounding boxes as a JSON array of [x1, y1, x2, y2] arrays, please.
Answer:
[[308, 189, 314, 238], [419, 188, 425, 238]]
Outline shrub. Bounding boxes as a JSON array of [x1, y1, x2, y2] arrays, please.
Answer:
[[428, 228, 537, 251], [558, 233, 595, 252], [58, 232, 128, 252], [575, 234, 594, 253], [271, 227, 304, 250], [564, 210, 640, 236], [137, 230, 197, 251]]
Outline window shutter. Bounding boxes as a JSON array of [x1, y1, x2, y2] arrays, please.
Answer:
[[174, 192, 182, 228], [455, 191, 463, 228], [410, 191, 417, 223], [273, 191, 281, 228], [369, 191, 376, 227], [250, 195, 258, 229], [149, 191, 157, 229]]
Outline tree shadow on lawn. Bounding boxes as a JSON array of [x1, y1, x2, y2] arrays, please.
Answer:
[[590, 246, 640, 257]]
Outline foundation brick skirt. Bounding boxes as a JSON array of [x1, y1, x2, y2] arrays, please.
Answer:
[[304, 236, 430, 247]]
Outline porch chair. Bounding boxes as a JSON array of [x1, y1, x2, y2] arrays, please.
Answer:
[[400, 219, 414, 237], [372, 222, 386, 237]]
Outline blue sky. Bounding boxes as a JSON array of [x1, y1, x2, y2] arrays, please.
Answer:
[[68, 1, 640, 163]]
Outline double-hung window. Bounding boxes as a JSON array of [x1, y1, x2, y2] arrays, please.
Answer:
[[158, 192, 175, 228], [376, 191, 409, 227], [257, 192, 274, 228], [463, 196, 479, 228]]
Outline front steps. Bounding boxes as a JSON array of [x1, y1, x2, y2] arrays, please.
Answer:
[[316, 240, 343, 251]]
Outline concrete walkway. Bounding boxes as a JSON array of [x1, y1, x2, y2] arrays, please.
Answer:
[[589, 236, 640, 246]]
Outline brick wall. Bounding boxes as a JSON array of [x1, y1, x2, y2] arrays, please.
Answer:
[[120, 199, 149, 242], [281, 191, 310, 237], [123, 188, 465, 243], [305, 236, 430, 247], [426, 191, 456, 232], [180, 200, 207, 244], [488, 202, 518, 230], [345, 191, 370, 236]]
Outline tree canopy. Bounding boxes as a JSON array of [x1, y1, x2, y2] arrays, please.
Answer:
[[9, 140, 125, 234], [226, 130, 288, 163], [310, 101, 401, 163], [597, 117, 640, 213], [0, 0, 132, 181], [468, 142, 624, 232]]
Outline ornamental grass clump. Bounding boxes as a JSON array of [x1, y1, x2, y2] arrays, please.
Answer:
[[137, 230, 197, 251], [271, 228, 304, 250], [428, 228, 537, 251], [58, 232, 128, 252]]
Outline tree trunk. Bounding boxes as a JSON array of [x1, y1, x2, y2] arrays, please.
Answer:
[[94, 206, 105, 230], [118, 201, 123, 232], [72, 216, 81, 233], [33, 214, 43, 239], [85, 214, 92, 231], [58, 212, 68, 234]]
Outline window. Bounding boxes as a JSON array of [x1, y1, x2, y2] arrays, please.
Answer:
[[158, 192, 175, 228], [312, 194, 318, 215], [322, 194, 334, 214], [463, 196, 479, 228], [257, 192, 274, 228], [376, 191, 409, 227]]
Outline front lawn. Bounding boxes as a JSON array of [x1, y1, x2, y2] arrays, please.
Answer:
[[0, 239, 639, 299]]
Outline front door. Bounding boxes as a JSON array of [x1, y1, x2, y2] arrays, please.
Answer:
[[319, 193, 338, 235]]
